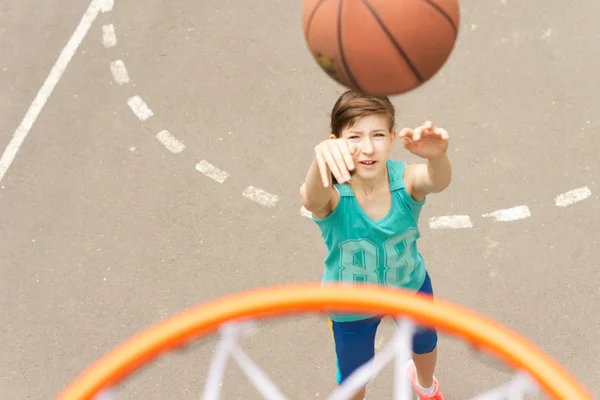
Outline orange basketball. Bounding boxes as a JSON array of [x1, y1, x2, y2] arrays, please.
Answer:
[[302, 0, 460, 96]]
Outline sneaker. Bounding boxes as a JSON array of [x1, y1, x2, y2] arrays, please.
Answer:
[[406, 359, 445, 400]]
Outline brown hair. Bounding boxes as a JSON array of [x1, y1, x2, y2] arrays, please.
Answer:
[[330, 89, 396, 138]]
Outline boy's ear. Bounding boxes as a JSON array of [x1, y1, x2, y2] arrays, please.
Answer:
[[330, 133, 337, 140]]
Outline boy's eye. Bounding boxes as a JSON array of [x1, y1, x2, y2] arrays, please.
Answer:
[[349, 136, 359, 140]]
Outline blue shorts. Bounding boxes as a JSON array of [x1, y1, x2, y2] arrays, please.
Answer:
[[328, 271, 438, 384]]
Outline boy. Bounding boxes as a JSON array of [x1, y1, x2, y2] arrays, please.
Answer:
[[299, 89, 452, 400]]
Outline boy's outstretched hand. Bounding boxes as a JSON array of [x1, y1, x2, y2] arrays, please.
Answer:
[[399, 121, 449, 159]]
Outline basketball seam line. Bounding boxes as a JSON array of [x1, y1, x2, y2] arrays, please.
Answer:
[[305, 0, 330, 40], [359, 0, 425, 83], [338, 0, 363, 91], [361, 0, 425, 83], [419, 0, 458, 35]]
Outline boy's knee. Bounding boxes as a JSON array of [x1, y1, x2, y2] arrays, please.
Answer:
[[412, 329, 438, 355]]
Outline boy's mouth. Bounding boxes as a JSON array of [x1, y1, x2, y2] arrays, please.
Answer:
[[359, 160, 377, 166]]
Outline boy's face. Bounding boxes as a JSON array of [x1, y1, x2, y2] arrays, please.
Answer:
[[335, 113, 396, 182]]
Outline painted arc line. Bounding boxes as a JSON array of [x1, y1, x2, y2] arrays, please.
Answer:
[[102, 24, 116, 48], [100, 0, 114, 12], [300, 206, 312, 218], [156, 130, 185, 154], [127, 96, 153, 121], [110, 60, 129, 84], [0, 0, 104, 184], [428, 215, 473, 229], [243, 186, 279, 208], [196, 160, 229, 183], [555, 186, 591, 207], [482, 205, 531, 222]]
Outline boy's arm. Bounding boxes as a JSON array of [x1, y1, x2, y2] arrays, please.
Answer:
[[405, 153, 452, 202], [300, 157, 335, 217], [300, 138, 354, 218], [400, 121, 452, 202]]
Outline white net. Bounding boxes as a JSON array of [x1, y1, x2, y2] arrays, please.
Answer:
[[93, 317, 541, 400]]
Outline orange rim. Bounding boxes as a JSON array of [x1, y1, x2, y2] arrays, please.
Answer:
[[56, 283, 593, 400]]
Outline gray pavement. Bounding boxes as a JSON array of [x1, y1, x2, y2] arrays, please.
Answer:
[[1, 0, 598, 399]]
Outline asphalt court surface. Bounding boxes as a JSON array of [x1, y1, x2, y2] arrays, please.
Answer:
[[1, 0, 599, 399]]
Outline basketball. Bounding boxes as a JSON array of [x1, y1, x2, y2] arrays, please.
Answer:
[[302, 0, 460, 96]]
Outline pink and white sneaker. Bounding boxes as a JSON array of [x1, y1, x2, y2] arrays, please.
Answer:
[[406, 360, 445, 400]]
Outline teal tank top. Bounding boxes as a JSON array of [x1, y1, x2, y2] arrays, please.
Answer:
[[312, 159, 427, 322]]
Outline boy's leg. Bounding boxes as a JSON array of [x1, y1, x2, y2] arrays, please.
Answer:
[[405, 271, 445, 399], [328, 316, 382, 400], [412, 342, 438, 389]]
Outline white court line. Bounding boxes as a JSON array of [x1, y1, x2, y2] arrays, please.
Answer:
[[156, 130, 185, 154], [0, 0, 104, 184], [102, 24, 117, 48], [127, 96, 153, 121], [242, 186, 279, 208], [196, 160, 229, 183], [555, 187, 591, 207], [300, 206, 312, 218], [100, 0, 114, 13], [109, 60, 129, 84], [429, 215, 473, 229], [482, 205, 531, 222]]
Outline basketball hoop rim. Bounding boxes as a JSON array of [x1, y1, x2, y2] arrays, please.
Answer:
[[56, 283, 592, 400]]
